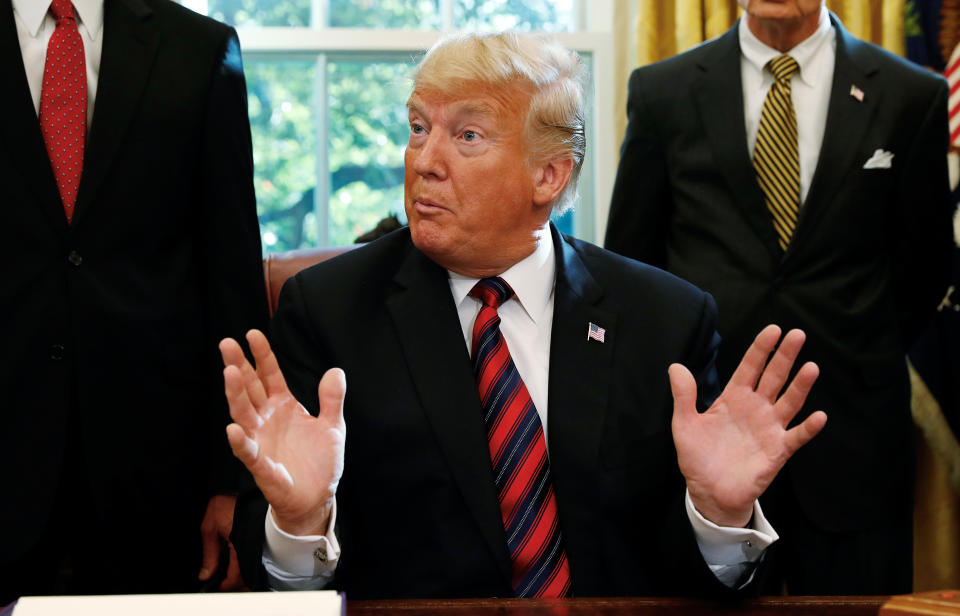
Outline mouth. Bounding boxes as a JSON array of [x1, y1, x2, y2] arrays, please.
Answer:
[[412, 198, 447, 214]]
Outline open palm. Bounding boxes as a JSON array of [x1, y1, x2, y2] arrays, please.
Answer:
[[670, 325, 827, 527], [220, 330, 345, 536]]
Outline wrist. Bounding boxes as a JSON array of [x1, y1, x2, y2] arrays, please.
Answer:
[[272, 500, 334, 537], [688, 488, 753, 528]]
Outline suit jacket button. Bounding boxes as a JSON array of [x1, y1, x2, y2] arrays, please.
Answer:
[[67, 251, 83, 266], [50, 344, 65, 360]]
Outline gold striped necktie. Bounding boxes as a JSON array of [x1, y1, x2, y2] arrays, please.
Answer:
[[753, 54, 800, 251]]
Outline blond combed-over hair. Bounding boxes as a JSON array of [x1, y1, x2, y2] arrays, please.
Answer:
[[411, 32, 587, 213]]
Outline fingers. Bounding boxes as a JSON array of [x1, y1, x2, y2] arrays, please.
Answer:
[[668, 363, 698, 425], [224, 364, 262, 432], [219, 336, 268, 409], [318, 368, 347, 426], [783, 410, 828, 455], [774, 361, 820, 424], [755, 329, 806, 400], [198, 524, 220, 581], [219, 543, 244, 591], [226, 422, 259, 467], [727, 325, 781, 389], [247, 330, 290, 398]]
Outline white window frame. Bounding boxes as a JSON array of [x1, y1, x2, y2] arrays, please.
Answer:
[[225, 0, 615, 247]]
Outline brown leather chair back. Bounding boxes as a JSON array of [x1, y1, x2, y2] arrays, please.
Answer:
[[263, 245, 358, 316]]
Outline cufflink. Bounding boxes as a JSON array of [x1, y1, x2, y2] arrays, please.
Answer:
[[314, 547, 327, 563]]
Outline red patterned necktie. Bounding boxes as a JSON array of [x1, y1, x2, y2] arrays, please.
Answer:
[[470, 277, 571, 598], [39, 0, 87, 224]]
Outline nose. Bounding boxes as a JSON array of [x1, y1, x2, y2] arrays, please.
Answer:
[[410, 131, 447, 180]]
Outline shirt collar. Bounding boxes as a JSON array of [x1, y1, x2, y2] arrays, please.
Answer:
[[738, 5, 834, 88], [13, 0, 104, 38], [449, 223, 556, 324]]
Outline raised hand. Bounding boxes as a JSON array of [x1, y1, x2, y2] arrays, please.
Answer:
[[220, 330, 346, 536], [670, 325, 827, 527]]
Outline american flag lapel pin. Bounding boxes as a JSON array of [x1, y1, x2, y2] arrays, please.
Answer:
[[587, 322, 605, 343], [849, 84, 864, 102]]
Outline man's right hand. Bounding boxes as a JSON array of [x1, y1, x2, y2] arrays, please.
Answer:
[[220, 330, 345, 537]]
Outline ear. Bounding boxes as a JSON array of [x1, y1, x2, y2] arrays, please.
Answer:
[[531, 156, 574, 207]]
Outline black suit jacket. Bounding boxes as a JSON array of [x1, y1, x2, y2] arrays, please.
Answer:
[[605, 16, 953, 532], [0, 0, 268, 571], [234, 225, 741, 598]]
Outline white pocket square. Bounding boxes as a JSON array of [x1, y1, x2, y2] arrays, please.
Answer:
[[863, 149, 894, 169]]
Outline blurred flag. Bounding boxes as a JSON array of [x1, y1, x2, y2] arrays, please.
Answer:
[[904, 0, 960, 591], [905, 0, 960, 442]]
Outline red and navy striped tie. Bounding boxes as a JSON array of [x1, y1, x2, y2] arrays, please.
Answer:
[[469, 277, 571, 598]]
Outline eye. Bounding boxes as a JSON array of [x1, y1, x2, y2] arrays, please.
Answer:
[[411, 123, 426, 135], [462, 130, 477, 141]]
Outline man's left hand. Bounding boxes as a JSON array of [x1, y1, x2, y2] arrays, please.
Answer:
[[670, 325, 828, 528], [198, 493, 244, 590]]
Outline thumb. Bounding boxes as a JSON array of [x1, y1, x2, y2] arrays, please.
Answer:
[[317, 367, 347, 426], [668, 363, 699, 425]]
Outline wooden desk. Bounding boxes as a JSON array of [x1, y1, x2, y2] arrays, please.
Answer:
[[348, 596, 890, 615]]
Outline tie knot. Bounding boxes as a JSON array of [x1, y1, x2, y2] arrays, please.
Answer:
[[768, 54, 799, 83], [469, 277, 513, 310], [49, 0, 77, 22]]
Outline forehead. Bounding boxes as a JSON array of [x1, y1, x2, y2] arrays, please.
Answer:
[[407, 83, 531, 121]]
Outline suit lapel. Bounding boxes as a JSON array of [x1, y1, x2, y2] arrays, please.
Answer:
[[74, 0, 159, 226], [693, 23, 782, 261], [387, 245, 512, 586], [546, 227, 616, 541], [0, 0, 69, 232], [791, 14, 880, 256]]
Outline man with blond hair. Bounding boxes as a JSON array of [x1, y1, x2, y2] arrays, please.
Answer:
[[226, 32, 826, 598]]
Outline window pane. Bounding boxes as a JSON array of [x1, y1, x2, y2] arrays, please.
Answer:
[[327, 59, 413, 246], [204, 0, 310, 27], [328, 0, 441, 29], [245, 60, 318, 252], [454, 0, 574, 31]]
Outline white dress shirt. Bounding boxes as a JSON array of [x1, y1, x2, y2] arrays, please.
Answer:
[[740, 5, 836, 204], [12, 0, 103, 126], [263, 224, 777, 589]]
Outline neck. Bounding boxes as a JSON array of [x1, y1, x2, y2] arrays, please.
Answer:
[[746, 12, 820, 52]]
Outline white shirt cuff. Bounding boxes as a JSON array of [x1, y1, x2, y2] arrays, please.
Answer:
[[262, 501, 340, 590], [685, 489, 778, 588]]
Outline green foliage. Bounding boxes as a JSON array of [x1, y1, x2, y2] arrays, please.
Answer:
[[207, 0, 309, 27], [245, 61, 318, 252], [328, 60, 413, 245], [329, 0, 441, 28], [456, 0, 571, 31], [904, 1, 923, 39]]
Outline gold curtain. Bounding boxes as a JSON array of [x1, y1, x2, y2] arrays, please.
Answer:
[[612, 0, 960, 592], [634, 0, 904, 67]]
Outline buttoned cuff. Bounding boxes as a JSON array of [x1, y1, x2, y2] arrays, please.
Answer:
[[262, 501, 340, 589], [685, 489, 778, 587]]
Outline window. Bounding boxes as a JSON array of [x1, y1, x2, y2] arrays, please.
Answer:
[[183, 0, 615, 252]]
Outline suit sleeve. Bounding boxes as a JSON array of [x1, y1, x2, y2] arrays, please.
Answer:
[[604, 68, 673, 267], [198, 29, 270, 494], [890, 77, 953, 344]]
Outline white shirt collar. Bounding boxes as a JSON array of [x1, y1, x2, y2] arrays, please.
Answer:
[[13, 0, 104, 39], [738, 5, 834, 88], [448, 223, 556, 324]]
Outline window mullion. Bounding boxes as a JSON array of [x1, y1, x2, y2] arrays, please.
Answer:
[[441, 0, 454, 30], [314, 53, 330, 247]]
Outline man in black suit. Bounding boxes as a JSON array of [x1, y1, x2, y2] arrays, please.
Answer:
[[223, 31, 826, 599], [605, 0, 953, 595], [0, 0, 268, 601]]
